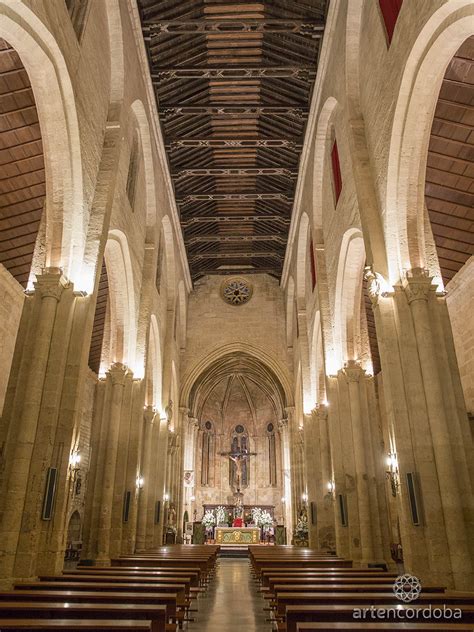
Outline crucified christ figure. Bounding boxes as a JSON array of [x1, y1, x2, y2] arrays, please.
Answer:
[[220, 446, 257, 492]]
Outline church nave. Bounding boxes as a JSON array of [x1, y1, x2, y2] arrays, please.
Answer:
[[189, 558, 271, 632]]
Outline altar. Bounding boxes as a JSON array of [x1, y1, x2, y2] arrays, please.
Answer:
[[215, 526, 260, 545]]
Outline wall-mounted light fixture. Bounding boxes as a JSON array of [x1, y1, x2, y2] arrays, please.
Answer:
[[281, 496, 286, 503], [326, 480, 335, 499], [69, 452, 82, 496], [301, 493, 308, 503], [136, 476, 144, 490], [386, 452, 400, 497], [190, 495, 195, 502], [164, 493, 170, 501]]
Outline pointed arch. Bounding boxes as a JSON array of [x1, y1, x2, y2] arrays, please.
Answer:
[[334, 228, 366, 369], [385, 2, 474, 285], [100, 229, 137, 372], [0, 3, 84, 286]]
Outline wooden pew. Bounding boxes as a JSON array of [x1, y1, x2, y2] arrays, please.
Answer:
[[296, 624, 474, 631], [275, 592, 474, 616], [260, 571, 397, 588], [14, 581, 187, 609], [284, 604, 474, 632], [66, 568, 200, 587], [0, 620, 153, 631], [0, 591, 178, 621], [0, 603, 166, 632]]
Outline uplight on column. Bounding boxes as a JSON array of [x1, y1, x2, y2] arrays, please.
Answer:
[[136, 476, 144, 490], [385, 452, 399, 497], [326, 480, 335, 499]]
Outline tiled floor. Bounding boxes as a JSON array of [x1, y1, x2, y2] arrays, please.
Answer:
[[189, 558, 272, 631]]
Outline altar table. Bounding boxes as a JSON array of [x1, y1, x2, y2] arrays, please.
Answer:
[[215, 527, 260, 545]]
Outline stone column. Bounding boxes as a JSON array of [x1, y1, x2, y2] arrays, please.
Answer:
[[153, 415, 169, 546], [0, 268, 69, 585], [326, 376, 351, 560], [96, 362, 129, 565], [343, 361, 376, 565], [312, 406, 336, 551], [136, 406, 155, 551], [365, 266, 474, 588], [278, 417, 293, 540], [121, 380, 145, 555]]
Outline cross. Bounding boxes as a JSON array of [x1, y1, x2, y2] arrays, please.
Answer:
[[220, 446, 257, 492]]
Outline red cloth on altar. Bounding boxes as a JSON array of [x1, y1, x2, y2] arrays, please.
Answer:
[[232, 517, 243, 527]]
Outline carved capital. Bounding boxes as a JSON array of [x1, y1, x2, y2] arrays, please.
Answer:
[[403, 268, 433, 304], [313, 405, 328, 423], [143, 405, 155, 424], [108, 362, 128, 386], [34, 267, 69, 301], [363, 265, 381, 308], [277, 418, 289, 432], [343, 359, 364, 383]]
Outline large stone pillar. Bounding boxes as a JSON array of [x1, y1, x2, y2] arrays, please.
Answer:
[[310, 406, 336, 551], [366, 266, 474, 588], [136, 407, 155, 551], [278, 417, 293, 540], [152, 414, 169, 546], [96, 363, 130, 565]]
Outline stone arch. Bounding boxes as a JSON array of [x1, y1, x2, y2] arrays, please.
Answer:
[[286, 276, 295, 347], [333, 228, 367, 369], [161, 215, 177, 310], [312, 97, 339, 233], [100, 229, 137, 372], [344, 0, 364, 118], [181, 342, 293, 411], [385, 2, 474, 285], [309, 311, 326, 405], [295, 213, 310, 309], [66, 510, 82, 546], [130, 100, 157, 230], [104, 0, 124, 113], [146, 314, 163, 409], [177, 280, 187, 349], [0, 3, 84, 286]]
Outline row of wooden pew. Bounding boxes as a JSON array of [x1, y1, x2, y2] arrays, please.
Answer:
[[0, 545, 219, 631], [249, 545, 474, 632]]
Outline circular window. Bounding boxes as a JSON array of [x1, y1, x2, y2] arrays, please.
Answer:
[[235, 424, 245, 434], [205, 421, 212, 430], [267, 422, 274, 433], [221, 278, 253, 306]]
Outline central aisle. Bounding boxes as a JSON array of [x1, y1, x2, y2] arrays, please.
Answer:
[[189, 557, 272, 631]]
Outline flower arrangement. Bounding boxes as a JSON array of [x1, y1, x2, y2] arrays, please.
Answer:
[[294, 515, 309, 538], [202, 510, 216, 528], [251, 507, 273, 528], [216, 505, 227, 525]]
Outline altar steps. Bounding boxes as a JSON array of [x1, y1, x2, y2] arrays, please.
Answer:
[[220, 545, 249, 558]]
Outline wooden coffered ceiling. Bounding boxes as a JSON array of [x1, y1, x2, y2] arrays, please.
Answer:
[[138, 0, 328, 281], [0, 38, 45, 289], [426, 36, 474, 287]]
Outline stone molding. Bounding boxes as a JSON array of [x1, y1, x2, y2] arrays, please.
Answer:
[[108, 362, 129, 386], [34, 267, 70, 301], [403, 268, 433, 304]]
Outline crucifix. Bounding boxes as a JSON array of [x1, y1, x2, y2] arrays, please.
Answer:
[[220, 446, 257, 493]]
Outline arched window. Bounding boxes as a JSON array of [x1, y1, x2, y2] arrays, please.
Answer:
[[266, 422, 277, 486], [201, 421, 214, 486]]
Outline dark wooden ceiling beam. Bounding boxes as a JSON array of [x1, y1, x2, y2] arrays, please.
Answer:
[[181, 215, 290, 226], [177, 192, 292, 204], [160, 106, 308, 116], [173, 167, 297, 177], [189, 251, 284, 260], [168, 139, 302, 148], [143, 19, 324, 36], [152, 67, 316, 80], [185, 234, 287, 244]]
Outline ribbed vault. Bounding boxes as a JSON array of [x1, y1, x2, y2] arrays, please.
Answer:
[[188, 351, 287, 420]]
